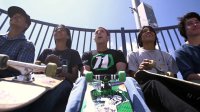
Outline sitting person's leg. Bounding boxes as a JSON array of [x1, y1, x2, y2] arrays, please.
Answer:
[[51, 80, 73, 112], [65, 77, 87, 112], [155, 79, 200, 111], [31, 80, 73, 112], [124, 77, 150, 112], [141, 80, 198, 112], [12, 80, 73, 112]]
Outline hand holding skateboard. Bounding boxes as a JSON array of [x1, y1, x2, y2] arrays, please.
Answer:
[[139, 59, 156, 70], [139, 59, 174, 77]]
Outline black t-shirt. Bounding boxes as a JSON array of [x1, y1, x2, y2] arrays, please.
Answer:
[[37, 48, 83, 73], [82, 49, 126, 74]]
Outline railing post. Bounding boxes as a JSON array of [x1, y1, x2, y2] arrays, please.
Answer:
[[0, 16, 8, 31], [121, 27, 127, 57]]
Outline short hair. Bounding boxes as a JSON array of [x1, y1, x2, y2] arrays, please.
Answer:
[[54, 24, 72, 48], [137, 26, 157, 47], [178, 12, 200, 41], [96, 27, 110, 37]]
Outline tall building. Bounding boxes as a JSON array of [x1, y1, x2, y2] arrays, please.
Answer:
[[131, 0, 141, 29], [137, 2, 158, 28], [132, 0, 140, 8]]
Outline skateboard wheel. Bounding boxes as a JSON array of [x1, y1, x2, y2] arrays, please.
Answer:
[[165, 72, 174, 77], [0, 54, 9, 69], [85, 71, 93, 82], [118, 71, 126, 82], [45, 63, 57, 77]]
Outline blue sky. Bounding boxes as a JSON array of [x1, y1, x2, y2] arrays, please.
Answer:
[[0, 0, 199, 29]]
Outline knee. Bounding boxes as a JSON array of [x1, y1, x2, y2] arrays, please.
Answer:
[[73, 77, 87, 87], [76, 77, 86, 83], [125, 77, 141, 90], [143, 80, 165, 90], [126, 77, 140, 86], [149, 80, 163, 86], [126, 77, 137, 83], [149, 80, 159, 84]]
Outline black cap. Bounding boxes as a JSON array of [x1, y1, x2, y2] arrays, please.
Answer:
[[8, 6, 31, 28]]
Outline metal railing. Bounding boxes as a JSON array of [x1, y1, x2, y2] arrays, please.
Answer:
[[0, 8, 185, 59]]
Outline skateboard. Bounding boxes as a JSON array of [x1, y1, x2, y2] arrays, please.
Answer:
[[0, 54, 58, 82], [147, 60, 174, 77], [135, 70, 200, 110], [0, 54, 62, 111], [81, 71, 134, 112]]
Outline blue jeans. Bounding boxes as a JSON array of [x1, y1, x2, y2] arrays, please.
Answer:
[[65, 77, 150, 112]]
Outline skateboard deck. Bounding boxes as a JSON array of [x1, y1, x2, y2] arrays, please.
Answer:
[[0, 54, 62, 111], [0, 75, 62, 111], [81, 71, 133, 112], [135, 70, 200, 110]]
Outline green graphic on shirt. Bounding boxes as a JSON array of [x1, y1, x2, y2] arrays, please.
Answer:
[[91, 54, 114, 71]]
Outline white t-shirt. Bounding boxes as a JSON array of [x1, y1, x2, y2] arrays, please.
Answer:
[[127, 48, 179, 74]]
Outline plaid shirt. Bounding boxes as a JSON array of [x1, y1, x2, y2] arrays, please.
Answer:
[[0, 33, 35, 77]]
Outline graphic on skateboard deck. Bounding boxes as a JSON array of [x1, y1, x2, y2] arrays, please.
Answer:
[[0, 54, 63, 111], [81, 71, 133, 112]]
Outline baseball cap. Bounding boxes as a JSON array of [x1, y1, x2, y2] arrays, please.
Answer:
[[8, 6, 31, 28]]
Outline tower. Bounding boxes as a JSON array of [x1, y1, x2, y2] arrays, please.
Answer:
[[131, 0, 158, 29], [131, 0, 141, 29], [138, 2, 158, 28]]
